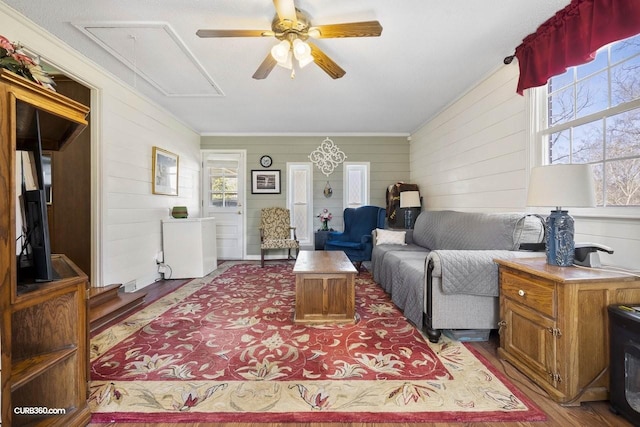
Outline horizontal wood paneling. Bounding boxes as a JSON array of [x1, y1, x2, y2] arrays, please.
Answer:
[[201, 136, 409, 256], [1, 4, 202, 289], [410, 64, 640, 270], [102, 92, 201, 286]]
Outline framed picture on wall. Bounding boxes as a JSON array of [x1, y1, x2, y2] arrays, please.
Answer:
[[152, 146, 179, 196], [251, 170, 281, 194]]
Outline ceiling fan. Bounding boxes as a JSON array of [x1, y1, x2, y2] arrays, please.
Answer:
[[196, 0, 382, 79]]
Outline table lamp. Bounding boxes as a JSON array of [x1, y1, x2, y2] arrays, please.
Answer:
[[526, 164, 596, 266], [400, 190, 421, 229]]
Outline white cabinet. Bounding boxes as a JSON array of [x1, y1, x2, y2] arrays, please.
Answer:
[[162, 217, 217, 279]]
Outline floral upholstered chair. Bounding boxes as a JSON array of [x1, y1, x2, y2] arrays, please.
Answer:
[[259, 207, 300, 267]]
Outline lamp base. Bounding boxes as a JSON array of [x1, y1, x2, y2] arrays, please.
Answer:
[[404, 209, 414, 229], [545, 209, 575, 266]]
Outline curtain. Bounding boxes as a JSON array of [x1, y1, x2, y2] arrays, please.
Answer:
[[514, 0, 640, 95]]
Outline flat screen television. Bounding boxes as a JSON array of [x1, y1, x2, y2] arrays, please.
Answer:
[[18, 188, 54, 282]]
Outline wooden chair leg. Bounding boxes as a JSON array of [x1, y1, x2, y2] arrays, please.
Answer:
[[261, 250, 265, 267]]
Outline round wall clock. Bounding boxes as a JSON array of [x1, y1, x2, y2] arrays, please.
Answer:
[[260, 155, 272, 168]]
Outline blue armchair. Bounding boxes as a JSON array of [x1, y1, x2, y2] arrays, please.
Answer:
[[324, 206, 386, 271]]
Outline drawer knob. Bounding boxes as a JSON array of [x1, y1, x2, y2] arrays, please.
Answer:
[[518, 289, 526, 297]]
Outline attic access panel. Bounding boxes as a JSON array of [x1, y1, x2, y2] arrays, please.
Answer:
[[74, 22, 224, 97]]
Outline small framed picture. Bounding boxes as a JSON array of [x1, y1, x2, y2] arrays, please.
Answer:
[[152, 146, 179, 196], [251, 170, 281, 194]]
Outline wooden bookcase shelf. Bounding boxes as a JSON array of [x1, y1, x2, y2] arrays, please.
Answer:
[[1, 70, 91, 427], [11, 347, 77, 392]]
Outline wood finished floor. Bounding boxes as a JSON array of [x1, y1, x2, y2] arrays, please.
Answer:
[[88, 264, 632, 427]]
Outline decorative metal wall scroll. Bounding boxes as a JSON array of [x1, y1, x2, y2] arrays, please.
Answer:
[[308, 137, 347, 177]]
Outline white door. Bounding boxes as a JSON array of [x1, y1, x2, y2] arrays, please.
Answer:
[[202, 150, 245, 259]]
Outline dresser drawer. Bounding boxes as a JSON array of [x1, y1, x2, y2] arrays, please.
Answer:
[[501, 270, 556, 318]]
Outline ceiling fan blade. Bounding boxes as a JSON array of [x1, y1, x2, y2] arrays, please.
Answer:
[[308, 42, 345, 79], [252, 54, 278, 80], [196, 29, 274, 38], [309, 21, 383, 38], [273, 0, 297, 24]]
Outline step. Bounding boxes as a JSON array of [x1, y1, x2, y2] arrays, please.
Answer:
[[89, 283, 122, 309], [89, 289, 146, 333]]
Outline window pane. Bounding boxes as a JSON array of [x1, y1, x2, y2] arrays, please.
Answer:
[[611, 55, 640, 106], [549, 85, 575, 126], [347, 169, 363, 205], [550, 68, 574, 92], [576, 70, 609, 118], [210, 177, 224, 192], [224, 177, 237, 191], [605, 159, 640, 206], [576, 49, 608, 79], [293, 169, 308, 203], [225, 193, 238, 207], [573, 120, 603, 163], [592, 163, 604, 206], [210, 193, 223, 207], [549, 130, 570, 164], [293, 205, 308, 237], [611, 34, 640, 64], [606, 110, 640, 160]]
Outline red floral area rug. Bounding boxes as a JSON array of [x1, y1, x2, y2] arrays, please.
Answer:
[[89, 262, 546, 423]]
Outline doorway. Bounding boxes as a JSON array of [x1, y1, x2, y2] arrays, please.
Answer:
[[201, 150, 246, 260]]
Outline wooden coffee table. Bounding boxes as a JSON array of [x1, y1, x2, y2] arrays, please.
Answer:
[[293, 251, 357, 324]]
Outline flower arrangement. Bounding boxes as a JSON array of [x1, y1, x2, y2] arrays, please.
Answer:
[[0, 35, 56, 91], [317, 208, 333, 231]]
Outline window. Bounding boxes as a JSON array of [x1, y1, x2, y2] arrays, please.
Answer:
[[343, 162, 370, 209], [287, 163, 313, 246], [204, 155, 239, 208], [535, 34, 640, 208]]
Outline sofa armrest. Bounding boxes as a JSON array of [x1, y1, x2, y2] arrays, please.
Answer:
[[428, 250, 516, 277], [427, 250, 520, 297]]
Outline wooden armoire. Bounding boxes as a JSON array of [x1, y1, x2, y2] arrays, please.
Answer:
[[0, 70, 91, 426]]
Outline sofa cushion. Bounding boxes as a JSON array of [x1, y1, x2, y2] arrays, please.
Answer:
[[371, 244, 428, 284], [375, 229, 407, 245], [412, 210, 539, 251]]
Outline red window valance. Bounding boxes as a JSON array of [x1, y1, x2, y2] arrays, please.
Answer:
[[514, 0, 640, 95]]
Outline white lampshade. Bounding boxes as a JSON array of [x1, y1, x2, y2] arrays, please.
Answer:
[[271, 40, 291, 64], [293, 39, 311, 60], [527, 164, 596, 208], [400, 191, 421, 208]]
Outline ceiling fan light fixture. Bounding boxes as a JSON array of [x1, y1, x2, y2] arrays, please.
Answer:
[[292, 38, 311, 60], [298, 55, 314, 68], [307, 28, 321, 39], [270, 39, 291, 63], [276, 51, 293, 69]]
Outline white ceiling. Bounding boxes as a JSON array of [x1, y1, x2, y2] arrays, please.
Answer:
[[5, 0, 570, 135]]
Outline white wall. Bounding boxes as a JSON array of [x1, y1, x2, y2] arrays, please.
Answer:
[[1, 4, 202, 288], [410, 64, 640, 270]]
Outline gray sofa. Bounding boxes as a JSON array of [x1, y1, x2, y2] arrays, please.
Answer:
[[371, 210, 545, 342]]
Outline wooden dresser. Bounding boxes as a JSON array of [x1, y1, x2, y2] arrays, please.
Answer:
[[495, 258, 640, 405]]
